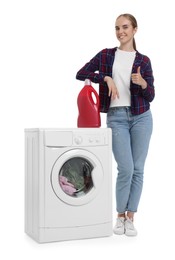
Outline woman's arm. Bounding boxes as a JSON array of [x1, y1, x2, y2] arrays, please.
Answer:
[[76, 50, 105, 83]]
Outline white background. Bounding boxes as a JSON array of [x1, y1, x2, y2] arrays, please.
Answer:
[[0, 0, 175, 259]]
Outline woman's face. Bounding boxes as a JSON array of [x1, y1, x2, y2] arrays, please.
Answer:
[[115, 16, 137, 46]]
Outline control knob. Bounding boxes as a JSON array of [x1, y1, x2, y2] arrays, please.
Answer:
[[74, 136, 83, 145]]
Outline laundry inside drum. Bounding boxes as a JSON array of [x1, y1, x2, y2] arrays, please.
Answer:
[[59, 157, 94, 197]]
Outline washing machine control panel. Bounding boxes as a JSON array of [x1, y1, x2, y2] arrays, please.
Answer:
[[73, 132, 108, 146], [44, 129, 110, 147]]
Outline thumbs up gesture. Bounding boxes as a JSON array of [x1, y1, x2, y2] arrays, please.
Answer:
[[131, 66, 147, 89]]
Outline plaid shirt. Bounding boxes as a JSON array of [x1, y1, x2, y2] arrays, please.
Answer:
[[76, 47, 155, 114]]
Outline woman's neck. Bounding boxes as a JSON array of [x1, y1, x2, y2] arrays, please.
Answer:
[[119, 44, 135, 52]]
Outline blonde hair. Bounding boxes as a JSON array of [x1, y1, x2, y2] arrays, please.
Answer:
[[117, 13, 138, 51]]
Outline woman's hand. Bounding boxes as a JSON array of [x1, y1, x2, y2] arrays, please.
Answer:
[[131, 66, 147, 89], [104, 76, 119, 99]]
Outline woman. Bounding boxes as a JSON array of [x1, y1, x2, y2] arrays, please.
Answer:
[[76, 13, 155, 236]]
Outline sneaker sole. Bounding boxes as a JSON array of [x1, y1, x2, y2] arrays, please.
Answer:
[[125, 231, 137, 236], [113, 229, 125, 235]]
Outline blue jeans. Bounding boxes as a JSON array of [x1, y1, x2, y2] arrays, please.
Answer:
[[107, 107, 153, 213]]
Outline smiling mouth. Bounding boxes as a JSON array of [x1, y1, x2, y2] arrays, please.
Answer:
[[118, 35, 126, 39]]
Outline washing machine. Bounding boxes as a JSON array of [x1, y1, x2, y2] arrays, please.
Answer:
[[25, 128, 112, 243]]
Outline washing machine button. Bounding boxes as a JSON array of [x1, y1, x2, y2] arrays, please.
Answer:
[[95, 138, 100, 143], [74, 136, 83, 145], [88, 137, 94, 143]]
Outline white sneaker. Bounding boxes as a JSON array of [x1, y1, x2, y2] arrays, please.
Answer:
[[125, 217, 137, 236], [113, 217, 125, 235]]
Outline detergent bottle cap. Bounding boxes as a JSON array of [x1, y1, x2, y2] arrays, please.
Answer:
[[85, 79, 91, 86]]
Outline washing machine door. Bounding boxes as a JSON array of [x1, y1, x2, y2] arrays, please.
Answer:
[[51, 149, 104, 206]]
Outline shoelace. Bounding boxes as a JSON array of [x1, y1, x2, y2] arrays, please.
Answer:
[[117, 217, 125, 227], [125, 218, 135, 230]]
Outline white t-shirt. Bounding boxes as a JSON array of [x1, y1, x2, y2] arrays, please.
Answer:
[[110, 48, 136, 107]]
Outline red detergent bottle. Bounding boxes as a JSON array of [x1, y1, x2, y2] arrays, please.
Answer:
[[77, 79, 101, 128]]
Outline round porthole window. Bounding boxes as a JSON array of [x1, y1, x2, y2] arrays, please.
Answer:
[[59, 157, 93, 197], [51, 149, 104, 206]]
